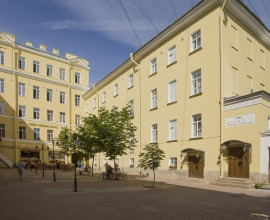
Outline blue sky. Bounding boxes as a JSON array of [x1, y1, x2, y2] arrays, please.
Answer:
[[0, 0, 269, 87]]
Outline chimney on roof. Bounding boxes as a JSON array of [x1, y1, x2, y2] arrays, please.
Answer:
[[53, 48, 59, 55], [26, 41, 32, 47], [39, 44, 46, 51]]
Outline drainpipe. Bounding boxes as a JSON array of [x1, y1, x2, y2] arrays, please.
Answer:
[[219, 0, 228, 179], [13, 40, 17, 165], [92, 84, 100, 171], [130, 53, 141, 175]]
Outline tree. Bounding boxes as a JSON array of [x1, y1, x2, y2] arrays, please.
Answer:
[[77, 113, 103, 176], [57, 128, 75, 161], [138, 143, 165, 187], [99, 106, 137, 177]]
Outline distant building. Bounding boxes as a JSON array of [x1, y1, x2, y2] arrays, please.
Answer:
[[83, 0, 270, 182]]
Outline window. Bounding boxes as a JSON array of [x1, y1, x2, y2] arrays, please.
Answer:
[[34, 128, 40, 140], [128, 74, 134, 88], [103, 159, 107, 165], [60, 112, 66, 123], [75, 115, 81, 126], [129, 158, 134, 168], [114, 83, 118, 96], [192, 114, 202, 138], [151, 124, 158, 143], [47, 89, 53, 102], [94, 159, 97, 166], [259, 49, 265, 69], [75, 72, 80, 84], [47, 130, 53, 142], [47, 110, 53, 122], [169, 120, 177, 141], [128, 100, 134, 116], [85, 103, 88, 113], [33, 108, 40, 120], [0, 102, 4, 115], [0, 51, 4, 65], [0, 78, 4, 93], [33, 86, 40, 99], [246, 38, 253, 60], [150, 58, 157, 74], [47, 64, 53, 77], [151, 89, 157, 109], [19, 126, 26, 139], [18, 56, 25, 70], [191, 30, 201, 52], [75, 95, 80, 106], [115, 158, 119, 165], [169, 157, 177, 169], [0, 124, 5, 137], [168, 46, 176, 65], [102, 91, 106, 103], [268, 116, 270, 129], [168, 80, 176, 103], [191, 69, 201, 95], [33, 60, 40, 73], [60, 91, 65, 104], [60, 68, 66, 80], [18, 83, 25, 97], [129, 132, 135, 146], [231, 25, 238, 49], [92, 98, 96, 108], [19, 105, 26, 118]]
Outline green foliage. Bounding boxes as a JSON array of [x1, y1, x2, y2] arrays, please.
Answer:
[[138, 143, 165, 171], [57, 128, 75, 157]]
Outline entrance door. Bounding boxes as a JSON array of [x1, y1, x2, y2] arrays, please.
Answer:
[[188, 155, 204, 178], [228, 147, 249, 178]]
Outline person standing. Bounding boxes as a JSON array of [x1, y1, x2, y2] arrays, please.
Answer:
[[17, 159, 25, 181]]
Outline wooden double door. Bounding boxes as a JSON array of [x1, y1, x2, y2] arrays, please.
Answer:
[[228, 147, 249, 178], [188, 155, 204, 178]]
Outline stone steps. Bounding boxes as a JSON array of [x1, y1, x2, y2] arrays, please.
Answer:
[[210, 177, 255, 189], [0, 153, 13, 168]]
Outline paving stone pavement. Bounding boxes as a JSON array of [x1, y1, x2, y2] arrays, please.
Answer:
[[0, 168, 269, 220]]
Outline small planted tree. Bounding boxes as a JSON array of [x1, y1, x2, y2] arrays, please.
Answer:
[[138, 143, 165, 187], [57, 128, 75, 164]]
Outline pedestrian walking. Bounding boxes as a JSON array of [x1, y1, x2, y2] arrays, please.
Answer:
[[17, 159, 25, 181]]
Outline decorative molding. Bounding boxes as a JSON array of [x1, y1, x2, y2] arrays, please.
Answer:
[[224, 98, 261, 111], [225, 113, 255, 128]]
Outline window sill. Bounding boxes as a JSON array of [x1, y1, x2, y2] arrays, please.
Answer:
[[247, 57, 253, 62], [167, 140, 177, 143], [260, 66, 265, 70], [167, 101, 177, 106], [168, 167, 177, 170], [189, 137, 202, 140], [150, 142, 158, 144], [167, 61, 177, 68], [190, 92, 202, 98], [113, 94, 118, 98], [149, 72, 158, 78], [128, 85, 134, 90], [150, 107, 158, 111], [231, 46, 238, 51], [189, 47, 202, 55]]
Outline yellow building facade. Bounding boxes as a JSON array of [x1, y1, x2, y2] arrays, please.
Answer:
[[84, 0, 270, 183], [0, 31, 89, 167]]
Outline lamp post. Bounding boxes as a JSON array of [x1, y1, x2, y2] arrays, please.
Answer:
[[73, 135, 80, 192], [52, 138, 59, 182], [42, 145, 45, 177], [35, 146, 38, 174]]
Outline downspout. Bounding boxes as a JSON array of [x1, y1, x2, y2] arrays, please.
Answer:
[[130, 53, 141, 174], [13, 41, 17, 164], [219, 0, 228, 179], [92, 84, 100, 171]]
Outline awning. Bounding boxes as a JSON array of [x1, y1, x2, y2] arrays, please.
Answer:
[[221, 140, 251, 147], [181, 148, 204, 154]]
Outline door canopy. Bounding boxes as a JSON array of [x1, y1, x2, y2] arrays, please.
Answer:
[[181, 148, 204, 158]]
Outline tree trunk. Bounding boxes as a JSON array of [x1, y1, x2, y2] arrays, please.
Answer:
[[153, 169, 155, 187], [114, 158, 117, 180], [91, 155, 95, 177]]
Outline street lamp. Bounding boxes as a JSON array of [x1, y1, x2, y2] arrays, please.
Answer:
[[35, 146, 38, 174], [73, 134, 80, 192], [52, 138, 59, 182], [41, 145, 45, 177]]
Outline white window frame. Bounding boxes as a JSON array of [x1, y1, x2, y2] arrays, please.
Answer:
[[0, 124, 5, 138], [192, 114, 202, 138], [47, 89, 53, 102], [33, 107, 40, 120], [75, 72, 80, 84], [0, 51, 4, 65], [114, 83, 118, 96], [168, 45, 176, 65], [128, 74, 134, 88], [75, 95, 80, 106], [151, 89, 157, 109], [191, 69, 201, 95], [191, 29, 201, 52], [60, 68, 66, 80], [19, 105, 26, 118], [75, 115, 81, 126], [92, 98, 96, 108], [85, 103, 88, 113], [18, 56, 25, 70], [47, 110, 53, 122], [33, 60, 40, 73], [0, 78, 4, 93], [168, 80, 176, 103], [0, 102, 5, 115], [102, 91, 106, 103], [128, 100, 134, 116], [19, 126, 26, 139], [47, 130, 53, 142], [47, 64, 53, 77], [60, 112, 66, 124], [151, 124, 158, 143], [129, 158, 134, 167], [34, 128, 40, 140], [60, 91, 65, 104], [33, 86, 40, 99], [169, 119, 177, 141], [169, 157, 177, 169], [150, 57, 157, 75], [18, 83, 26, 97]]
